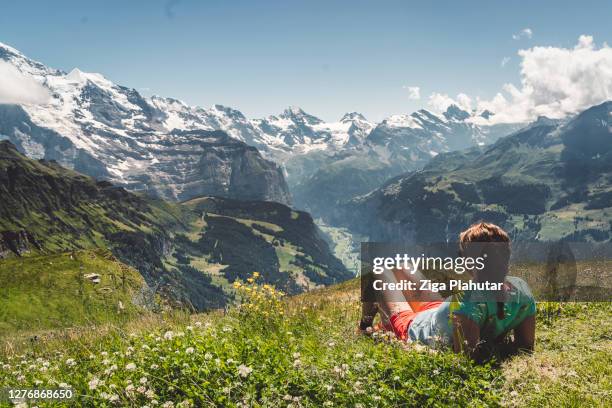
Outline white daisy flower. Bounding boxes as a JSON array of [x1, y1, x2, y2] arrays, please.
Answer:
[[237, 364, 253, 378]]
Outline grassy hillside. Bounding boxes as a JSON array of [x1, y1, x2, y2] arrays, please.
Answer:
[[0, 140, 351, 312], [337, 102, 612, 243], [0, 276, 609, 407], [0, 250, 145, 332], [174, 197, 352, 296]]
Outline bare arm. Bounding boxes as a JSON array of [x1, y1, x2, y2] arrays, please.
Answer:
[[359, 301, 378, 332], [452, 314, 481, 358], [512, 315, 535, 353]]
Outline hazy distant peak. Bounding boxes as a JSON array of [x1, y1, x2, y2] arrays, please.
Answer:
[[443, 104, 470, 121], [340, 112, 367, 122]]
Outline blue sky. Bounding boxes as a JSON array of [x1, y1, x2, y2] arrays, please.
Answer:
[[1, 0, 611, 121]]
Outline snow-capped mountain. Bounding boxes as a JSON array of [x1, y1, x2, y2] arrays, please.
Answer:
[[0, 42, 290, 204], [366, 106, 522, 161], [251, 107, 375, 154], [0, 41, 524, 211]]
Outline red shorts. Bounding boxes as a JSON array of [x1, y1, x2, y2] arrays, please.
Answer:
[[390, 301, 443, 340]]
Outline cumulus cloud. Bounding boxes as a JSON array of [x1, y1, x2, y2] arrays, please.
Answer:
[[428, 92, 472, 113], [512, 28, 533, 40], [403, 86, 421, 100], [500, 56, 511, 67], [473, 35, 612, 124], [0, 61, 51, 105]]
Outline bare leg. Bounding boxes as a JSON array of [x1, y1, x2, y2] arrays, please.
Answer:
[[392, 268, 442, 312], [376, 267, 412, 322]]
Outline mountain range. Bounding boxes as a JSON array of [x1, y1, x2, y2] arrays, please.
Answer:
[[0, 41, 522, 214], [331, 101, 612, 243]]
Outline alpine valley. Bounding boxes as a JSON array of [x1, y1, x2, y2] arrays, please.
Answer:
[[1, 41, 611, 323]]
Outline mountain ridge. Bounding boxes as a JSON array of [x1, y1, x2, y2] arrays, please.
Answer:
[[0, 140, 350, 309], [331, 101, 612, 243]]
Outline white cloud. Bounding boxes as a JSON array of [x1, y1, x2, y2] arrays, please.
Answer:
[[500, 57, 511, 67], [473, 35, 612, 124], [403, 86, 421, 100], [0, 61, 51, 105], [427, 92, 472, 113], [512, 28, 533, 40]]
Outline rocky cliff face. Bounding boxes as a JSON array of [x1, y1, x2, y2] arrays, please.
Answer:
[[113, 129, 291, 203], [0, 43, 291, 205]]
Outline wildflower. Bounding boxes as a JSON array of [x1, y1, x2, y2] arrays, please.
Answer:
[[323, 402, 333, 407], [126, 384, 135, 394], [226, 358, 235, 364], [102, 359, 111, 365], [140, 377, 148, 384], [185, 347, 195, 354], [328, 341, 336, 347], [413, 344, 426, 352], [88, 377, 100, 390], [283, 395, 293, 401], [186, 325, 194, 331], [325, 384, 333, 391], [237, 364, 253, 378], [355, 353, 364, 359], [59, 382, 69, 388], [393, 375, 400, 381], [194, 321, 202, 328], [137, 386, 147, 394], [34, 379, 43, 385], [292, 352, 301, 359], [109, 394, 119, 402], [126, 362, 137, 371], [100, 352, 108, 357], [163, 331, 174, 340], [293, 359, 302, 368], [162, 402, 174, 408], [252, 272, 260, 279], [233, 281, 242, 289], [204, 353, 212, 360], [150, 364, 159, 370], [146, 389, 156, 399]]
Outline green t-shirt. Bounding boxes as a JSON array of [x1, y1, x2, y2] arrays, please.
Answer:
[[407, 276, 536, 346]]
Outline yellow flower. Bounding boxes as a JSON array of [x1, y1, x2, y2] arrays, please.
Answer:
[[252, 272, 260, 279], [233, 281, 242, 289], [247, 278, 254, 284]]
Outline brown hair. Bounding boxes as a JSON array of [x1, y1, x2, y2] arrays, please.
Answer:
[[459, 222, 511, 319], [459, 221, 510, 248]]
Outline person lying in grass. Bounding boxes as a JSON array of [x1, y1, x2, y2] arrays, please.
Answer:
[[359, 222, 536, 360]]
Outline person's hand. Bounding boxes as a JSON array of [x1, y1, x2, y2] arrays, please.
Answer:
[[357, 323, 374, 336]]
